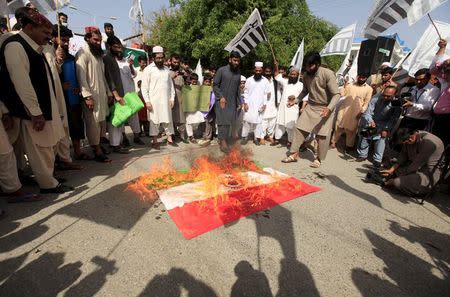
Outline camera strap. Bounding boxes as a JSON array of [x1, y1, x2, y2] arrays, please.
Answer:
[[413, 88, 426, 103]]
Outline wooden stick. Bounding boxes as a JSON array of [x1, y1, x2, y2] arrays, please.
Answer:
[[267, 39, 277, 63], [428, 13, 442, 40], [123, 33, 143, 41], [6, 15, 11, 31], [56, 0, 60, 41]]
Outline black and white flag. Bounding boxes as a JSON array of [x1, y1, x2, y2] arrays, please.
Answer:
[[224, 8, 267, 57], [363, 0, 447, 39], [320, 23, 356, 56]]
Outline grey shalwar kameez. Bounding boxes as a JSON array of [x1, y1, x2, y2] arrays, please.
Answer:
[[213, 64, 241, 140]]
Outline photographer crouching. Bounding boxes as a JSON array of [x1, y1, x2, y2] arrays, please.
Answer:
[[379, 128, 444, 196]]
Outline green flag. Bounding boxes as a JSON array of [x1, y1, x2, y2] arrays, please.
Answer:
[[123, 48, 147, 67], [181, 85, 212, 113]]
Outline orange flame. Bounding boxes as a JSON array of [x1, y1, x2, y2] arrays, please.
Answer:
[[127, 148, 295, 207]]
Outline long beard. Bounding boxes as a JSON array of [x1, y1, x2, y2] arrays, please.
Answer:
[[89, 43, 104, 58], [357, 80, 366, 86], [229, 63, 239, 73], [155, 61, 164, 69], [254, 74, 262, 81], [112, 51, 123, 60], [171, 64, 179, 71], [288, 77, 298, 84]]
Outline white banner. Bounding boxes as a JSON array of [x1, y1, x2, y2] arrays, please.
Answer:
[[290, 39, 304, 70], [129, 0, 143, 23], [320, 23, 356, 56], [195, 59, 203, 85], [402, 20, 450, 76], [407, 0, 447, 25]]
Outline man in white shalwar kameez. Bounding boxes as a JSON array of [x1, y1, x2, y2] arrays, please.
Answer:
[[261, 65, 281, 144], [241, 62, 271, 145], [141, 46, 175, 149], [273, 66, 304, 146]]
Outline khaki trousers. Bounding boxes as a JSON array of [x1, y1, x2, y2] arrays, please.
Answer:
[[20, 121, 58, 189], [149, 121, 174, 137], [56, 127, 72, 162], [333, 127, 357, 147], [82, 104, 102, 146], [0, 118, 21, 193], [291, 128, 330, 161]]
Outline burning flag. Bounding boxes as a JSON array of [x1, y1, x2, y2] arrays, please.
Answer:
[[128, 150, 320, 239]]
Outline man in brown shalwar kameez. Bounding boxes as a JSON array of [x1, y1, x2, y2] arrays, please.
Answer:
[[169, 53, 187, 142], [381, 128, 444, 196], [282, 52, 340, 168], [331, 72, 373, 151]]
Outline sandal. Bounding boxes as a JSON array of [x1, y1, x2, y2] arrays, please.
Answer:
[[57, 161, 83, 170], [100, 146, 111, 155], [74, 153, 94, 161], [0, 209, 7, 220], [282, 155, 298, 163], [310, 159, 321, 168], [7, 192, 43, 203], [94, 154, 111, 163]]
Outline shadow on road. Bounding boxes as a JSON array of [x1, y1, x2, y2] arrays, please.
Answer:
[[0, 252, 82, 297], [352, 225, 450, 297], [138, 267, 218, 297]]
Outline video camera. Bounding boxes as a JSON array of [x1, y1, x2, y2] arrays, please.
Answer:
[[390, 92, 412, 107], [360, 126, 378, 138], [365, 169, 387, 185]]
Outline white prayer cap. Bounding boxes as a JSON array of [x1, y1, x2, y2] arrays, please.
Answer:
[[380, 62, 392, 68], [241, 75, 247, 82], [152, 46, 164, 54], [25, 0, 31, 4], [255, 61, 263, 68], [289, 66, 300, 73]]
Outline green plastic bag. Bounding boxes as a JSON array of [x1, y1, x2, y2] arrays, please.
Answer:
[[124, 92, 144, 114], [110, 92, 144, 127], [110, 103, 133, 127]]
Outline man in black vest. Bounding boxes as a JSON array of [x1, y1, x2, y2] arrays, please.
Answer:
[[0, 9, 73, 194]]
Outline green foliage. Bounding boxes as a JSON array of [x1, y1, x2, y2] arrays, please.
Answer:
[[144, 0, 343, 73]]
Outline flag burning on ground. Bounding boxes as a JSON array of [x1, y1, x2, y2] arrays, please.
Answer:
[[128, 149, 320, 239]]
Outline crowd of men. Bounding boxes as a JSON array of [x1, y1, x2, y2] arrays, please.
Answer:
[[0, 5, 449, 216]]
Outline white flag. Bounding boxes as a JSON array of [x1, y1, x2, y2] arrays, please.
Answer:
[[407, 0, 447, 25], [320, 23, 356, 56], [129, 0, 143, 23], [290, 39, 304, 70], [363, 0, 447, 39], [402, 20, 450, 76], [1, 0, 9, 16], [224, 8, 267, 57], [195, 59, 203, 85], [6, 0, 70, 15]]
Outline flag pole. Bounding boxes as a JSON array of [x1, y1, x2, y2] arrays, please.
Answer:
[[262, 26, 277, 63], [427, 13, 442, 40], [6, 15, 11, 31], [56, 0, 61, 41], [266, 38, 277, 63]]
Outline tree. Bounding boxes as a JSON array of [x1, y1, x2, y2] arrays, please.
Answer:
[[144, 0, 344, 73]]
